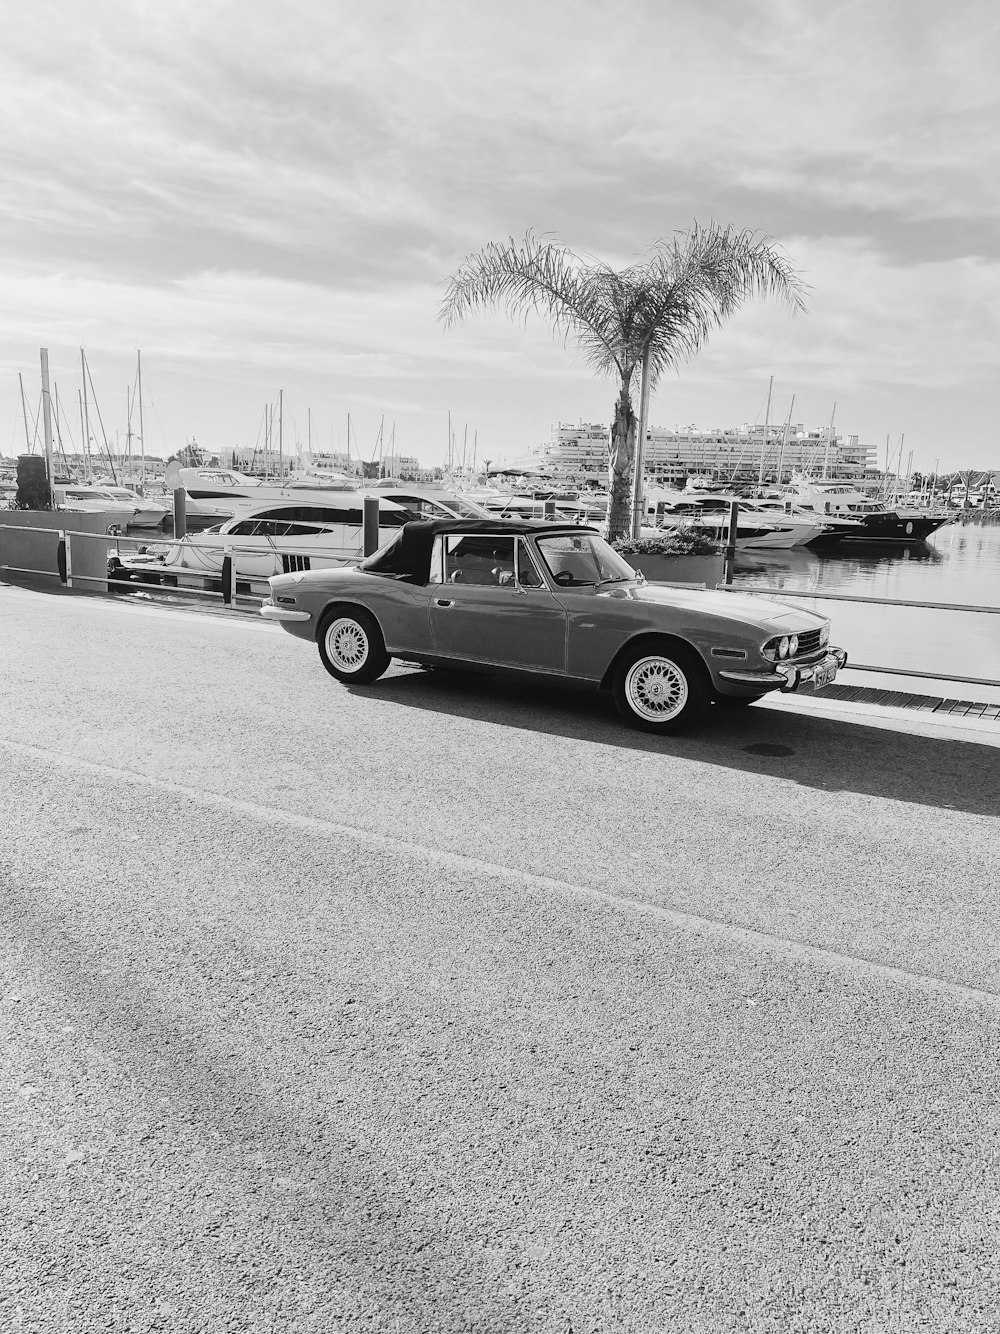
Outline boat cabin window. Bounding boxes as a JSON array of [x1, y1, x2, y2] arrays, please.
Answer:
[[385, 495, 451, 520], [252, 504, 406, 527]]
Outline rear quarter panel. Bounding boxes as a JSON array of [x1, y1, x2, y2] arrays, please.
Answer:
[[292, 571, 434, 653]]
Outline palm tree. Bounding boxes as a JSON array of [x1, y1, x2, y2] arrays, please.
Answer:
[[439, 226, 807, 539]]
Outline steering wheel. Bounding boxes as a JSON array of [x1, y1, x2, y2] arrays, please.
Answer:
[[553, 570, 576, 586]]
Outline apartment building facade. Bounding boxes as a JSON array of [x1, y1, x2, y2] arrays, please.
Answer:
[[507, 421, 877, 484]]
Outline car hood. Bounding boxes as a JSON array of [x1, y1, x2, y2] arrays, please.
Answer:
[[599, 581, 827, 631]]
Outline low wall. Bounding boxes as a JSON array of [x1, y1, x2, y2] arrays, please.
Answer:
[[0, 511, 119, 592]]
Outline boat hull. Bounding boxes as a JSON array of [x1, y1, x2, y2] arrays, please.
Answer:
[[835, 514, 951, 543]]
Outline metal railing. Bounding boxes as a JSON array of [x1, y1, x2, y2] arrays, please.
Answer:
[[0, 521, 368, 608], [4, 516, 998, 696], [716, 582, 1000, 691]]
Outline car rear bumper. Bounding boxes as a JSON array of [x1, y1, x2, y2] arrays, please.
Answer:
[[718, 647, 847, 693]]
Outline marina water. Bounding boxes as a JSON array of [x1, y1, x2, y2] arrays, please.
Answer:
[[732, 516, 1000, 686]]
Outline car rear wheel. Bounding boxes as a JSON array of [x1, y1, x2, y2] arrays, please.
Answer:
[[318, 608, 390, 684], [612, 642, 710, 733]]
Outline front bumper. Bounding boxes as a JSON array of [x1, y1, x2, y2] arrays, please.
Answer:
[[260, 601, 312, 623], [719, 647, 848, 693]]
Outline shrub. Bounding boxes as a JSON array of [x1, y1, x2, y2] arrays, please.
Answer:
[[611, 529, 722, 558]]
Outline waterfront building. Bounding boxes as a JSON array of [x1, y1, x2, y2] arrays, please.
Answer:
[[503, 421, 879, 486]]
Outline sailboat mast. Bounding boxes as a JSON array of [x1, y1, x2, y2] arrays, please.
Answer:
[[40, 349, 55, 503], [278, 389, 284, 479], [757, 375, 773, 490], [137, 350, 146, 484], [53, 383, 70, 477], [81, 348, 92, 481], [822, 403, 836, 480], [307, 407, 312, 463], [126, 384, 134, 479], [346, 412, 351, 475], [18, 373, 34, 452], [776, 394, 795, 486]]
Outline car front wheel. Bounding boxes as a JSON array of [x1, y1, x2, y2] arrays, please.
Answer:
[[612, 642, 710, 733], [317, 608, 390, 684]]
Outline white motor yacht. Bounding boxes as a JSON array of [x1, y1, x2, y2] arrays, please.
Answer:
[[363, 484, 492, 520], [90, 485, 172, 528], [651, 495, 825, 549], [163, 464, 361, 519], [109, 494, 410, 594], [787, 479, 952, 542], [55, 484, 140, 526]]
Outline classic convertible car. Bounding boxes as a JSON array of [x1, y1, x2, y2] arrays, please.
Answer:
[[261, 519, 847, 733]]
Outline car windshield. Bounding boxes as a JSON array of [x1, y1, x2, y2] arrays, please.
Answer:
[[535, 533, 636, 586]]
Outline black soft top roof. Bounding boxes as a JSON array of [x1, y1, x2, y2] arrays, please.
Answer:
[[357, 518, 596, 585]]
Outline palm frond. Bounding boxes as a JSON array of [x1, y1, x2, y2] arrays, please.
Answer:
[[635, 224, 810, 388], [439, 233, 627, 380], [438, 224, 808, 396]]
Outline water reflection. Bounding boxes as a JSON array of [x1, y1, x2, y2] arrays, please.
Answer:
[[735, 519, 995, 606], [732, 518, 1000, 682]]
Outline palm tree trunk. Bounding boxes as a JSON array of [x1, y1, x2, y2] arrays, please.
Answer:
[[606, 379, 636, 542]]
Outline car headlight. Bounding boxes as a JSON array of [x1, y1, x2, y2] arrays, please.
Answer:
[[787, 634, 799, 658], [778, 636, 790, 659], [819, 624, 830, 647]]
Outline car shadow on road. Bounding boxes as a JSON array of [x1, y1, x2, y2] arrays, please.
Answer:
[[351, 667, 1000, 820]]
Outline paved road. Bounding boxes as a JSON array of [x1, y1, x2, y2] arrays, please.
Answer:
[[2, 583, 999, 1333]]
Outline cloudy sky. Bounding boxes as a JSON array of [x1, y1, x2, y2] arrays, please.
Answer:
[[1, 0, 997, 472]]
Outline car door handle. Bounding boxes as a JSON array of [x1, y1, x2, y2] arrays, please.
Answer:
[[433, 598, 453, 608]]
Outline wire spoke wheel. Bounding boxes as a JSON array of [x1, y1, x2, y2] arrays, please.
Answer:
[[317, 607, 390, 684], [612, 641, 709, 733], [623, 656, 688, 721], [326, 617, 370, 673]]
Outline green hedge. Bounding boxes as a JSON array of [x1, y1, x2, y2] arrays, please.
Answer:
[[611, 530, 722, 558]]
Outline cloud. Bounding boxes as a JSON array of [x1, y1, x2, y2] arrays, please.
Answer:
[[1, 0, 997, 466]]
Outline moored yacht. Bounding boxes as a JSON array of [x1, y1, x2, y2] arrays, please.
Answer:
[[789, 479, 952, 542], [647, 490, 828, 549], [163, 463, 360, 519], [109, 494, 410, 595]]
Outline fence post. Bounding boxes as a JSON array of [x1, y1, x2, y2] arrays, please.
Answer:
[[222, 549, 233, 606], [363, 496, 380, 556], [173, 488, 187, 538], [723, 500, 739, 585], [57, 530, 68, 585]]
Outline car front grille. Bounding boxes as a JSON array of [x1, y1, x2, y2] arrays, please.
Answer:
[[794, 628, 823, 658]]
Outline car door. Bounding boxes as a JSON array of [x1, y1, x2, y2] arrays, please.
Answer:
[[428, 534, 566, 672]]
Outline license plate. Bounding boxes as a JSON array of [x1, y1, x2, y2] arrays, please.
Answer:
[[812, 662, 837, 691]]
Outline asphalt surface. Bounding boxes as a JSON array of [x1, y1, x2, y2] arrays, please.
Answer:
[[2, 582, 1000, 1333]]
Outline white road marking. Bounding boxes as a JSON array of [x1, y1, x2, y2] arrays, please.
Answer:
[[3, 735, 997, 1009]]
